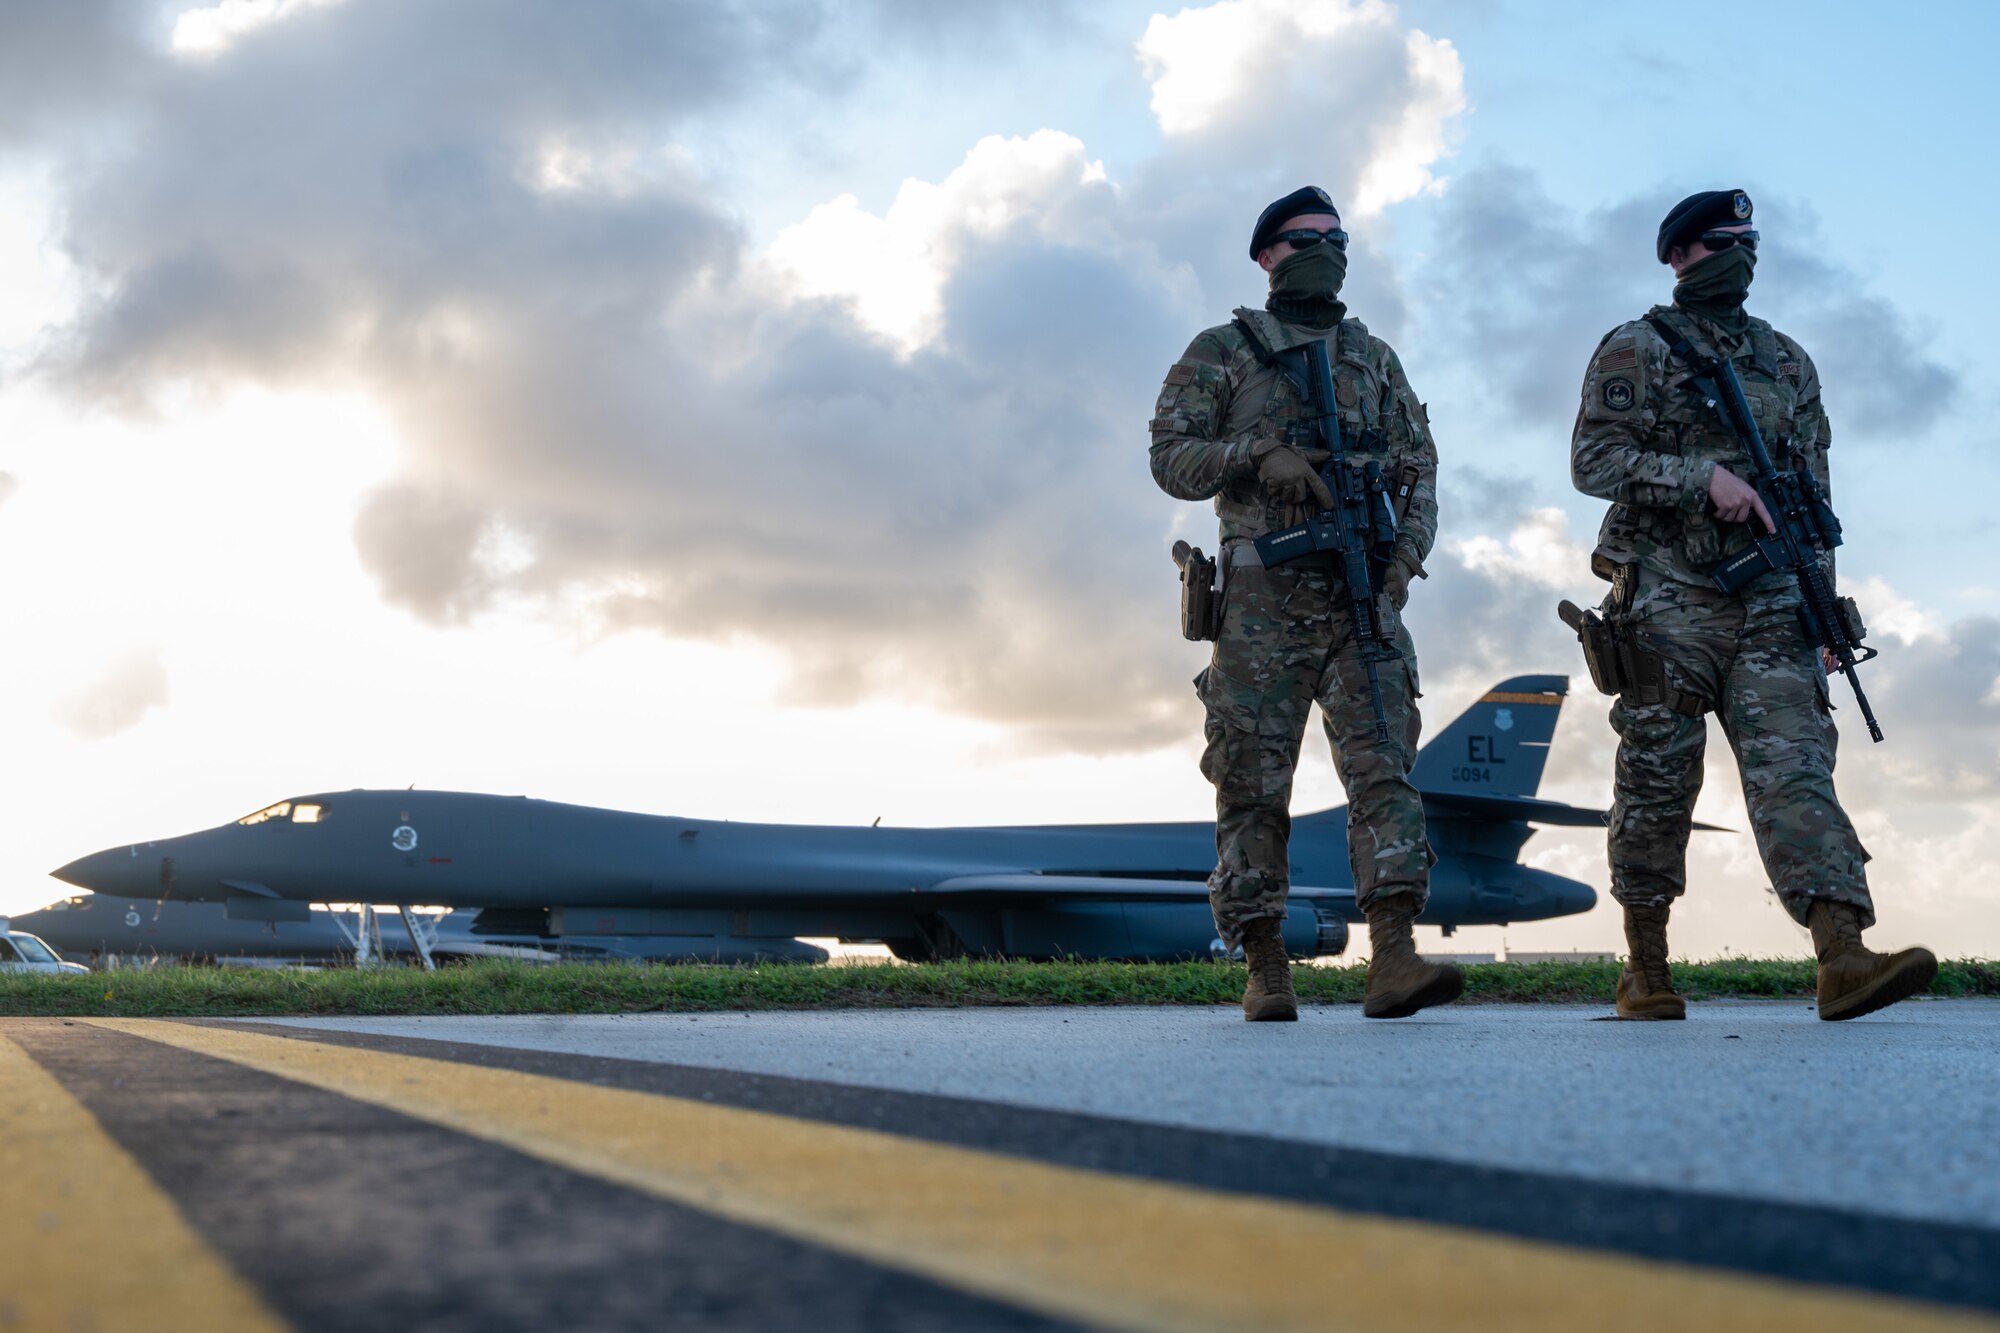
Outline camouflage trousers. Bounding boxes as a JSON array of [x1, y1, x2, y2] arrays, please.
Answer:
[[1198, 556, 1428, 945], [1608, 568, 1873, 927]]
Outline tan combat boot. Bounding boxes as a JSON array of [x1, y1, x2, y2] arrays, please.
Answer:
[[1807, 901, 1938, 1022], [1362, 894, 1464, 1019], [1616, 903, 1686, 1020], [1239, 916, 1298, 1022]]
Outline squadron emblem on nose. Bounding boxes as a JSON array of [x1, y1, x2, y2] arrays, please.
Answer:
[[391, 825, 419, 852]]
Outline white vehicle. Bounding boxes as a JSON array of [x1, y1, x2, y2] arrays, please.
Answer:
[[0, 916, 90, 974]]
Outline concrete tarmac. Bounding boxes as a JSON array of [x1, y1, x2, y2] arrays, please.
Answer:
[[272, 999, 2000, 1229], [5, 1003, 1998, 1331]]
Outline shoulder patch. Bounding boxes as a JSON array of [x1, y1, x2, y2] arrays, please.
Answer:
[[1595, 345, 1639, 373], [1777, 360, 1801, 377], [1165, 362, 1196, 386], [1601, 378, 1636, 412]]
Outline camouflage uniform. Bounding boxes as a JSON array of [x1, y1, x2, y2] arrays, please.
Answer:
[[1572, 305, 1874, 927], [1151, 307, 1438, 944]]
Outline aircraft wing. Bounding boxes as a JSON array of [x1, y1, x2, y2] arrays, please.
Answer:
[[1424, 791, 1726, 832], [923, 874, 1355, 902]]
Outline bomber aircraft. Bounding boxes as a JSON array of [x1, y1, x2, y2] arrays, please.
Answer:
[[53, 676, 1601, 962]]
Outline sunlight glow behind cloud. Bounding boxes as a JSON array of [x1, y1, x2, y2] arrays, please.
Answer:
[[171, 0, 346, 56], [1136, 0, 1464, 214], [764, 131, 1110, 353]]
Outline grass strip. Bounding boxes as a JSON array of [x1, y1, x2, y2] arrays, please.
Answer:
[[3, 957, 1998, 1018]]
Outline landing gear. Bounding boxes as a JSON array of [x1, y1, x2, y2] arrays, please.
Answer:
[[884, 916, 968, 962]]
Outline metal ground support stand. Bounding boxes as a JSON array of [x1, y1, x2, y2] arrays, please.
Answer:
[[398, 906, 437, 972], [330, 905, 386, 967]]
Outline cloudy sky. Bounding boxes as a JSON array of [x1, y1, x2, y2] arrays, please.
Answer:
[[2, 0, 1993, 960]]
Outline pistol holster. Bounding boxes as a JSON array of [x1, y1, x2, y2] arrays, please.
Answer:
[[1177, 544, 1223, 642], [1557, 575, 1706, 718]]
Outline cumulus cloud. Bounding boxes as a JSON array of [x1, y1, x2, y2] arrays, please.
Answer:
[[1125, 0, 1465, 339], [765, 130, 1124, 353], [1428, 165, 1960, 438], [1136, 0, 1464, 216], [0, 0, 152, 144], [53, 648, 168, 740], [17, 0, 1471, 755], [169, 0, 346, 57], [1853, 614, 2000, 807], [1404, 472, 1597, 693]]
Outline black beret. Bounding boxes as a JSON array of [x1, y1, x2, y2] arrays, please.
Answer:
[[1250, 186, 1340, 259], [1657, 189, 1753, 263]]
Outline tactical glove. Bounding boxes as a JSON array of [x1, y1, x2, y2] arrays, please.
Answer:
[[1252, 439, 1334, 509], [1383, 550, 1425, 609]]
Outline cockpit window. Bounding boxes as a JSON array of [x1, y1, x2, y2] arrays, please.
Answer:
[[237, 801, 328, 825]]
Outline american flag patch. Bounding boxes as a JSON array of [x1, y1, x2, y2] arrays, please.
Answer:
[[1595, 345, 1639, 373], [1165, 362, 1197, 385]]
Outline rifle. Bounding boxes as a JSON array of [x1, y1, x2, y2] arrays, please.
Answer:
[[1644, 316, 1884, 742], [1250, 337, 1401, 742]]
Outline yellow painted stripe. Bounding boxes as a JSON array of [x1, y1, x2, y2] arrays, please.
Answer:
[[89, 1020, 1991, 1333], [1479, 690, 1562, 705], [0, 1032, 288, 1333]]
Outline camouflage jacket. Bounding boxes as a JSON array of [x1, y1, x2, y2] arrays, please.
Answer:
[[1148, 307, 1438, 569], [1572, 304, 1832, 590]]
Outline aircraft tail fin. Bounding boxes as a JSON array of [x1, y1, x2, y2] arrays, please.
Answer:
[[1409, 675, 1567, 800]]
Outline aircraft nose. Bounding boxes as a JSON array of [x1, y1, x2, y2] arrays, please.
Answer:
[[52, 846, 150, 896]]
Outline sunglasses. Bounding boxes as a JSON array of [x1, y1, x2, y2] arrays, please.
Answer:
[[1698, 229, 1759, 252], [1271, 227, 1349, 250]]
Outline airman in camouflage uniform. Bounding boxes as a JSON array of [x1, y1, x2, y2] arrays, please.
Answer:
[[1571, 188, 1935, 1021], [1151, 186, 1463, 1022]]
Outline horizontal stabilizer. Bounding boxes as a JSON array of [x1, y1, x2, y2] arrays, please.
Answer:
[[1424, 793, 1606, 827], [924, 874, 1354, 903], [1425, 792, 1726, 832]]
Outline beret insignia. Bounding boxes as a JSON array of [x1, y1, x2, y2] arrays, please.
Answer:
[[1732, 190, 1752, 220], [1595, 345, 1639, 373], [1165, 362, 1196, 386], [1602, 378, 1636, 412]]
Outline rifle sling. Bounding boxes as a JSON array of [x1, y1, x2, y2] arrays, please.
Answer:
[[1231, 316, 1318, 410], [1230, 317, 1390, 455]]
